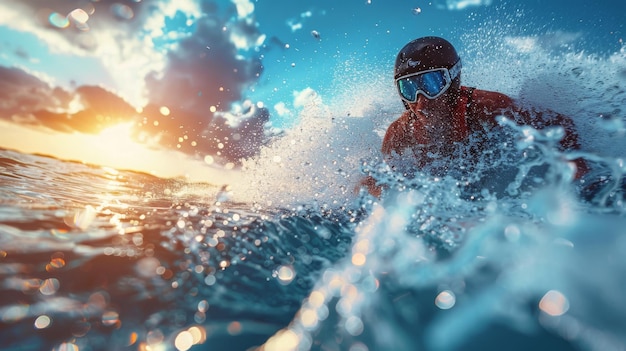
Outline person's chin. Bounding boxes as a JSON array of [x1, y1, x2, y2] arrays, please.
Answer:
[[416, 109, 433, 117]]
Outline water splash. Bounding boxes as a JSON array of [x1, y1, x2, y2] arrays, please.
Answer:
[[255, 26, 626, 351]]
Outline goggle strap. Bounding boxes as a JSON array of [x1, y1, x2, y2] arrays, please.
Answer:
[[448, 59, 462, 80]]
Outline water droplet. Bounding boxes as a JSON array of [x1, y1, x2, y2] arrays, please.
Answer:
[[204, 275, 216, 286], [227, 321, 242, 335], [69, 9, 89, 24], [276, 265, 295, 285], [49, 12, 70, 28], [54, 342, 79, 351], [504, 224, 521, 241], [187, 326, 207, 344], [39, 278, 60, 295], [349, 342, 369, 351], [263, 328, 300, 351], [539, 290, 569, 316], [72, 205, 97, 230], [102, 311, 120, 326], [34, 315, 51, 329], [49, 257, 66, 269], [435, 290, 456, 310], [299, 308, 318, 329], [198, 300, 209, 312], [135, 257, 160, 278], [174, 330, 194, 351], [351, 252, 366, 266], [111, 3, 134, 20], [345, 316, 364, 336]]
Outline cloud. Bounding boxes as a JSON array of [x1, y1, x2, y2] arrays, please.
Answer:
[[274, 102, 291, 117], [505, 31, 584, 54], [433, 0, 493, 10], [293, 87, 323, 108], [287, 10, 314, 32], [0, 66, 137, 133], [0, 0, 279, 164], [0, 66, 72, 122], [0, 0, 174, 107]]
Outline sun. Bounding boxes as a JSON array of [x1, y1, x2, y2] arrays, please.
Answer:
[[92, 122, 144, 159], [85, 122, 207, 179]]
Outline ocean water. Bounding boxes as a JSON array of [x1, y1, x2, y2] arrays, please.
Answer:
[[2, 2, 626, 351]]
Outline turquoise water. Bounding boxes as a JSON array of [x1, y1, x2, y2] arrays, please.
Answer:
[[1, 1, 626, 351]]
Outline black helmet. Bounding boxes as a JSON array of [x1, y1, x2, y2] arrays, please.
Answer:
[[394, 36, 461, 80]]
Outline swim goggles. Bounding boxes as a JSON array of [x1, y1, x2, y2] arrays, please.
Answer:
[[395, 59, 462, 102]]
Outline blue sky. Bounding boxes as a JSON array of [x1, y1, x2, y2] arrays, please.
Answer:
[[0, 0, 622, 176]]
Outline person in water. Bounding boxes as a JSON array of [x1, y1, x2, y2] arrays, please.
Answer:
[[359, 36, 588, 198]]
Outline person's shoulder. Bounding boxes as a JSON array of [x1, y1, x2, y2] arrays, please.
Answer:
[[382, 110, 417, 154], [468, 88, 514, 109], [386, 110, 414, 131]]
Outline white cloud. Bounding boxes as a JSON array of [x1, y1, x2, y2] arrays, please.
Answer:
[[505, 36, 539, 53], [0, 0, 204, 107], [230, 28, 262, 50], [293, 87, 321, 108], [443, 0, 493, 10], [287, 21, 303, 32], [287, 10, 314, 32], [274, 102, 291, 116], [505, 31, 583, 54], [232, 0, 255, 19], [292, 87, 331, 119]]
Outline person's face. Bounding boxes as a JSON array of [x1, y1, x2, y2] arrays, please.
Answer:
[[409, 90, 454, 126]]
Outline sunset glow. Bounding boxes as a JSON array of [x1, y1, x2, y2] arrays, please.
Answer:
[[0, 120, 233, 183]]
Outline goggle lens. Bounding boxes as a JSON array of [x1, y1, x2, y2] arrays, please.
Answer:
[[397, 70, 449, 102]]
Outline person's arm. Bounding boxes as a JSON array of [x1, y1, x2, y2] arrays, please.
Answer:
[[355, 175, 382, 198], [355, 112, 414, 197], [381, 111, 413, 156]]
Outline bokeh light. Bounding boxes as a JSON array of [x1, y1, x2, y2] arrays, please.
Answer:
[[102, 311, 120, 326], [48, 12, 69, 28], [54, 343, 79, 351], [435, 290, 456, 310], [539, 290, 570, 316], [111, 4, 134, 20], [39, 278, 60, 296], [174, 330, 194, 351], [34, 315, 51, 329], [262, 328, 300, 351], [276, 265, 296, 285]]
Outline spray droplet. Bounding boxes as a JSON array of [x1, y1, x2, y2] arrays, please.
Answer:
[[435, 290, 456, 309], [276, 265, 295, 285], [539, 290, 569, 316]]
